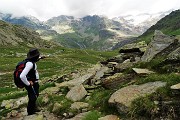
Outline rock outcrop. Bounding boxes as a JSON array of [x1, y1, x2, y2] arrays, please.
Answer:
[[109, 81, 166, 113], [141, 30, 177, 61], [66, 84, 87, 101]]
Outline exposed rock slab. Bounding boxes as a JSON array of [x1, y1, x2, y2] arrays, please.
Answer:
[[141, 30, 176, 61], [109, 81, 166, 113], [132, 68, 155, 75], [98, 115, 119, 120], [66, 84, 87, 101], [93, 66, 109, 80], [56, 73, 95, 88]]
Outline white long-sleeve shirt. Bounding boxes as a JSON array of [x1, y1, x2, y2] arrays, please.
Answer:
[[20, 62, 39, 86]]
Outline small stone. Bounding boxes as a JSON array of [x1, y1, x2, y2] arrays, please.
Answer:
[[42, 95, 49, 104], [7, 110, 18, 118], [70, 102, 89, 110], [68, 112, 74, 118], [63, 113, 68, 117], [52, 102, 62, 113], [170, 83, 180, 90], [123, 59, 130, 63], [81, 108, 88, 112], [154, 101, 159, 105], [95, 81, 101, 85]]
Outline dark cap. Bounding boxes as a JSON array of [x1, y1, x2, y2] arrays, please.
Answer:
[[27, 48, 40, 59]]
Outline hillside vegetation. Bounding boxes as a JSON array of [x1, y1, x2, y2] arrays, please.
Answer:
[[0, 20, 55, 47]]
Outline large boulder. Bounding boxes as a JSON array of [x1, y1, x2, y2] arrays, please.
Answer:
[[141, 30, 177, 61], [108, 81, 166, 113], [56, 73, 95, 88], [66, 84, 87, 101], [56, 64, 103, 88]]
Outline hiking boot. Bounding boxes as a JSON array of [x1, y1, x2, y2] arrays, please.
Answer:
[[34, 107, 41, 112], [28, 112, 36, 115]]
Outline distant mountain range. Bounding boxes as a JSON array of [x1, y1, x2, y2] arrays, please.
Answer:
[[113, 10, 172, 34], [0, 10, 173, 50]]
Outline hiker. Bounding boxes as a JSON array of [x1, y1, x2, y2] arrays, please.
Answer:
[[20, 48, 41, 115]]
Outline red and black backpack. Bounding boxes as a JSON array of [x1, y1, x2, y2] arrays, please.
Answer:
[[13, 60, 35, 88]]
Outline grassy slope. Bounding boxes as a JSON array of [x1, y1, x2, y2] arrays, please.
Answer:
[[0, 46, 118, 102]]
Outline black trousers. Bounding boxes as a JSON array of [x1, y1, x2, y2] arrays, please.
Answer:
[[25, 82, 39, 115]]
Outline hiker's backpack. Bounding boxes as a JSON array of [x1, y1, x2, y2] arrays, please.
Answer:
[[13, 60, 28, 88], [14, 60, 35, 88]]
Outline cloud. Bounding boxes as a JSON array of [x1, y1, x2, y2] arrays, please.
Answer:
[[0, 0, 179, 21]]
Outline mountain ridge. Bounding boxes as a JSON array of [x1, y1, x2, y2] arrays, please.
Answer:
[[0, 20, 57, 48], [0, 10, 173, 50]]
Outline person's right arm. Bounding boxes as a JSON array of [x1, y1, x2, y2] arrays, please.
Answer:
[[20, 62, 33, 86]]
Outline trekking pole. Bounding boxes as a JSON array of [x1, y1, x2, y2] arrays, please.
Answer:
[[31, 86, 43, 110], [31, 86, 37, 98]]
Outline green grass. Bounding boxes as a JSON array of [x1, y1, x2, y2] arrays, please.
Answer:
[[129, 73, 180, 118], [82, 110, 102, 120], [86, 88, 118, 115], [48, 95, 73, 115], [0, 45, 118, 118], [135, 73, 180, 86], [0, 82, 55, 104], [0, 88, 17, 95], [130, 95, 156, 118], [133, 56, 180, 74]]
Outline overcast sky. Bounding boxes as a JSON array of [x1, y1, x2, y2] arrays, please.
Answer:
[[0, 0, 180, 21]]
